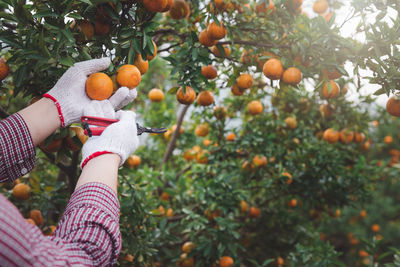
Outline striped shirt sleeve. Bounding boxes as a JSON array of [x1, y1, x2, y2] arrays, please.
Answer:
[[0, 113, 36, 183], [0, 183, 121, 266]]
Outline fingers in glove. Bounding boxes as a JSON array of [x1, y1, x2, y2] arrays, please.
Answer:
[[115, 88, 138, 110], [74, 58, 111, 76], [84, 102, 101, 117], [109, 87, 129, 109], [116, 110, 136, 123]]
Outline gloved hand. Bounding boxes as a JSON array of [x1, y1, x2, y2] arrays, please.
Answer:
[[44, 58, 137, 127], [81, 107, 139, 169]]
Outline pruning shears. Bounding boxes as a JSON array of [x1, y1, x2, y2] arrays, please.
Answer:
[[81, 116, 167, 137]]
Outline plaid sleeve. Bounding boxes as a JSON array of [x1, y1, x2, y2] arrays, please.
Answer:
[[50, 182, 122, 266], [0, 113, 36, 182]]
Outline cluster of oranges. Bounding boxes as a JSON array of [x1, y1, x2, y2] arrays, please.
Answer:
[[322, 128, 366, 145]]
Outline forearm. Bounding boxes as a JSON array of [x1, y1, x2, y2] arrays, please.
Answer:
[[75, 153, 121, 193], [18, 98, 61, 146]]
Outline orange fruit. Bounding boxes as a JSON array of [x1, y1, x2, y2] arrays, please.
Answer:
[[176, 86, 196, 105], [236, 74, 253, 90], [195, 124, 209, 137], [181, 257, 194, 267], [360, 210, 367, 218], [13, 183, 31, 200], [321, 68, 342, 80], [29, 209, 44, 226], [319, 104, 333, 117], [231, 84, 245, 96], [252, 155, 268, 167], [323, 11, 334, 22], [143, 0, 167, 12], [313, 0, 329, 14], [161, 0, 174, 12], [255, 0, 275, 14], [282, 67, 302, 85], [249, 206, 261, 218], [207, 22, 226, 40], [354, 132, 365, 143], [247, 100, 263, 115], [359, 250, 369, 257], [197, 90, 214, 106], [219, 256, 234, 267], [226, 132, 236, 141], [117, 64, 141, 89], [199, 30, 218, 47], [203, 139, 212, 146], [46, 225, 57, 236], [121, 254, 134, 262], [126, 155, 141, 168], [182, 242, 195, 253], [0, 58, 10, 81], [85, 72, 113, 100], [71, 20, 94, 41], [133, 54, 149, 75], [384, 135, 393, 144], [239, 200, 249, 212], [284, 117, 297, 129], [40, 138, 63, 153], [196, 150, 209, 164], [386, 96, 400, 117], [158, 205, 165, 215], [283, 172, 293, 185], [69, 126, 88, 145], [288, 198, 298, 207], [160, 192, 170, 201], [170, 0, 190, 19], [339, 129, 354, 144], [276, 257, 285, 266], [147, 40, 158, 60], [214, 0, 226, 10], [214, 106, 227, 120], [323, 128, 339, 143], [212, 45, 231, 57], [263, 58, 284, 80], [26, 218, 36, 225], [172, 124, 184, 134], [166, 208, 173, 217], [201, 65, 218, 79], [371, 224, 380, 232], [94, 19, 110, 35], [148, 88, 165, 102], [321, 80, 340, 99]]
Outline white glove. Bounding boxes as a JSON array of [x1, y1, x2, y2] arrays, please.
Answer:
[[44, 58, 137, 127], [81, 110, 139, 168]]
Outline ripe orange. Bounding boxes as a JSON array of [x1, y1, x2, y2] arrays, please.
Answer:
[[196, 150, 209, 164], [26, 218, 36, 225], [160, 192, 171, 202], [182, 242, 195, 253], [255, 0, 275, 14], [371, 224, 380, 232], [319, 104, 333, 117], [158, 205, 166, 215], [214, 0, 225, 10], [384, 135, 393, 144], [69, 126, 88, 145], [199, 30, 218, 47], [231, 84, 245, 96], [117, 64, 142, 89], [172, 124, 184, 134], [236, 74, 253, 90], [276, 257, 285, 266], [386, 96, 400, 117], [239, 200, 249, 212], [85, 72, 113, 100], [181, 257, 194, 267], [354, 132, 365, 143], [201, 65, 218, 79], [247, 100, 263, 115], [359, 250, 369, 257], [161, 0, 174, 12], [283, 172, 293, 185], [323, 11, 334, 22], [40, 138, 63, 153], [176, 86, 196, 105], [71, 20, 94, 41], [226, 132, 236, 141], [195, 124, 209, 137], [288, 198, 297, 207], [214, 106, 227, 120], [339, 129, 354, 144], [0, 58, 10, 81], [143, 0, 167, 12], [282, 67, 302, 85], [148, 88, 165, 102], [263, 58, 284, 80], [212, 45, 231, 57], [323, 128, 339, 143], [284, 117, 297, 129], [207, 22, 226, 40], [197, 90, 214, 106], [170, 0, 190, 19], [249, 206, 261, 218], [13, 183, 31, 200], [46, 225, 57, 236], [252, 155, 268, 167], [313, 0, 328, 14], [133, 54, 149, 75], [126, 155, 141, 168], [147, 40, 158, 60], [321, 80, 340, 99], [360, 210, 367, 218], [29, 209, 44, 226], [219, 256, 234, 267], [203, 139, 212, 146]]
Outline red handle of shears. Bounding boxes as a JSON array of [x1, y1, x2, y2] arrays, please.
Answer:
[[84, 127, 107, 136], [81, 116, 119, 127]]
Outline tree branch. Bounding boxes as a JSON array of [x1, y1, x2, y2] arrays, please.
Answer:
[[217, 39, 289, 48], [159, 105, 190, 171]]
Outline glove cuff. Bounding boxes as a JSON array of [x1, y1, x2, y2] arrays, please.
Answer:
[[81, 151, 114, 169], [43, 94, 66, 127]]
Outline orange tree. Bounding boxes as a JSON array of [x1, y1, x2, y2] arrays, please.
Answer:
[[1, 0, 400, 266]]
